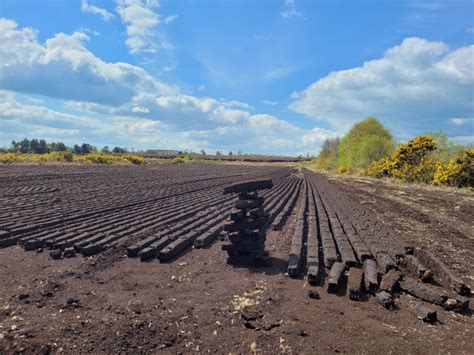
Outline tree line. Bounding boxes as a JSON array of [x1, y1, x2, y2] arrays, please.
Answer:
[[7, 138, 129, 155]]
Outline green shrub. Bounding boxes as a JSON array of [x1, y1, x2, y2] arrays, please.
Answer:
[[312, 138, 340, 171], [425, 131, 464, 164], [338, 117, 394, 172]]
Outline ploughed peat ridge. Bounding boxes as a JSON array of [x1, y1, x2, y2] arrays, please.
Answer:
[[0, 164, 470, 321]]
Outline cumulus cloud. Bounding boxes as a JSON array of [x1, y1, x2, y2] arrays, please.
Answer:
[[0, 18, 338, 155], [81, 0, 114, 21], [1, 91, 332, 155], [116, 0, 165, 54], [0, 18, 175, 105], [290, 37, 474, 141], [189, 114, 335, 155]]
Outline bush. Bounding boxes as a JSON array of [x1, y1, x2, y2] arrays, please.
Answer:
[[44, 151, 73, 162], [433, 148, 474, 188], [365, 157, 393, 178], [366, 135, 438, 184], [312, 138, 340, 170], [83, 153, 114, 164], [122, 154, 145, 165], [337, 166, 348, 174], [0, 151, 146, 165], [172, 155, 190, 164], [425, 131, 463, 164], [0, 152, 27, 164], [338, 117, 394, 172]]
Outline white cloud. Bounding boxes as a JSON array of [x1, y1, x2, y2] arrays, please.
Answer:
[[1, 90, 335, 155], [262, 100, 278, 106], [131, 105, 150, 113], [190, 114, 335, 155], [164, 15, 178, 24], [116, 0, 163, 54], [301, 128, 338, 145], [281, 0, 302, 18], [450, 118, 472, 126], [220, 99, 252, 110], [0, 18, 175, 106], [81, 0, 114, 22], [290, 37, 474, 139], [0, 18, 338, 155], [451, 135, 474, 145]]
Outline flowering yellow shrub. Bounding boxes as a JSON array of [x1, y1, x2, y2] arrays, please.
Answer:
[[433, 149, 474, 188], [337, 166, 348, 174], [365, 135, 437, 183], [83, 153, 114, 164], [365, 157, 394, 178], [0, 152, 27, 164], [122, 154, 145, 165], [0, 152, 145, 165], [172, 155, 190, 164], [46, 151, 74, 162]]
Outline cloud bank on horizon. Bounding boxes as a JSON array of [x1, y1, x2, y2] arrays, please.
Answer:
[[0, 0, 472, 155]]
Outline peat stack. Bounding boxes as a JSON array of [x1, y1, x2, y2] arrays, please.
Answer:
[[221, 179, 273, 266]]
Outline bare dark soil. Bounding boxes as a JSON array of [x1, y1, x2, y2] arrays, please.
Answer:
[[0, 164, 472, 354]]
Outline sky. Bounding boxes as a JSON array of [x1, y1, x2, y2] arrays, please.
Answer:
[[0, 0, 473, 156]]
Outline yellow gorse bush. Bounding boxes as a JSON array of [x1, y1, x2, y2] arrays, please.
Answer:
[[366, 136, 473, 188], [172, 155, 190, 164], [0, 152, 27, 163], [0, 152, 145, 165], [366, 135, 436, 183], [122, 154, 145, 165], [432, 149, 474, 188]]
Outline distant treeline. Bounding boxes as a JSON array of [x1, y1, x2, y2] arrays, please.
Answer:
[[3, 138, 130, 155]]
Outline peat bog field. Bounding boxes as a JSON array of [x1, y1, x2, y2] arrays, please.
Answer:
[[0, 163, 472, 353]]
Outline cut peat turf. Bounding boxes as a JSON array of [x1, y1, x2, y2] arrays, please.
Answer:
[[0, 163, 472, 354]]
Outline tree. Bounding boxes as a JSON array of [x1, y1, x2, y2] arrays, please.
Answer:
[[425, 131, 462, 163], [73, 144, 82, 155], [216, 151, 222, 156], [101, 146, 110, 154], [11, 140, 20, 152], [81, 143, 93, 154], [19, 138, 30, 153], [228, 151, 233, 156], [112, 147, 127, 154], [51, 142, 67, 152], [237, 150, 242, 155], [37, 139, 49, 154], [200, 149, 206, 155], [338, 117, 394, 172], [29, 139, 39, 153]]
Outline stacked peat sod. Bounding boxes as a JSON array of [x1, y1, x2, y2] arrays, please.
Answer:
[[298, 170, 472, 323], [221, 180, 273, 266]]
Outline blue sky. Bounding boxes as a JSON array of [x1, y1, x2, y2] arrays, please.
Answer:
[[0, 0, 473, 155]]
